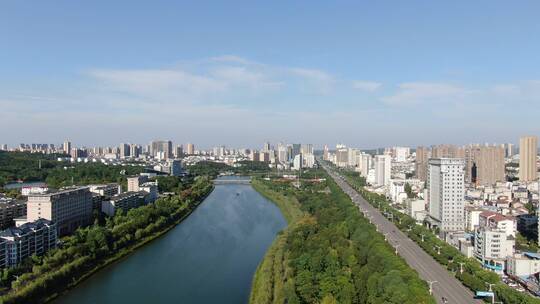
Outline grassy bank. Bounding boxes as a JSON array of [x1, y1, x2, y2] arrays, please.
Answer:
[[249, 179, 306, 304], [249, 173, 435, 304], [251, 179, 305, 223]]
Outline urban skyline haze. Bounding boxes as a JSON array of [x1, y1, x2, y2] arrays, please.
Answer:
[[1, 1, 540, 147]]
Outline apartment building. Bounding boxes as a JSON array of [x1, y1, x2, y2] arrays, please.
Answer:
[[427, 158, 466, 232], [415, 146, 430, 182], [519, 136, 538, 182], [479, 210, 516, 237], [465, 145, 505, 186], [127, 175, 150, 192], [101, 191, 148, 216], [27, 187, 93, 235], [0, 219, 57, 268], [0, 196, 26, 229], [88, 183, 122, 198], [374, 155, 391, 187], [474, 226, 515, 273]]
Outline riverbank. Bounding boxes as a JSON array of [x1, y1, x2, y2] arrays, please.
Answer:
[[249, 179, 304, 304], [248, 172, 435, 304], [44, 188, 212, 303], [1, 178, 214, 304]]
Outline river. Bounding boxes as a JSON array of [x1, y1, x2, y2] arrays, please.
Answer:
[[54, 176, 287, 304]]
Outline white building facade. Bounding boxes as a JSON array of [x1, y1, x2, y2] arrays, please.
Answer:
[[427, 158, 466, 232]]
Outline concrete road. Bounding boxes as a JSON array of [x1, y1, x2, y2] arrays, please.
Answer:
[[321, 164, 482, 304]]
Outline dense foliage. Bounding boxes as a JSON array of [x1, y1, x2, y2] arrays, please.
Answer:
[[0, 152, 62, 186], [235, 161, 271, 174], [338, 167, 540, 304], [156, 176, 190, 193], [0, 177, 213, 304], [188, 160, 271, 178], [187, 161, 232, 177], [250, 171, 435, 304], [0, 151, 145, 189]]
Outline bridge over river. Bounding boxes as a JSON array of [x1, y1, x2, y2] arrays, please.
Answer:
[[213, 177, 252, 185]]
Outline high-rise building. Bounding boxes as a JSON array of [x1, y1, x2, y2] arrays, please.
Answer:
[[503, 143, 515, 158], [465, 145, 505, 186], [301, 144, 314, 155], [431, 144, 465, 159], [374, 155, 391, 187], [70, 148, 87, 159], [291, 144, 301, 158], [323, 145, 329, 161], [250, 151, 260, 162], [174, 145, 183, 158], [263, 142, 271, 152], [335, 146, 349, 168], [392, 147, 410, 162], [348, 148, 359, 167], [292, 154, 303, 171], [151, 140, 173, 159], [415, 146, 430, 182], [63, 140, 72, 154], [277, 143, 288, 164], [130, 144, 140, 158], [427, 158, 465, 232], [119, 143, 130, 159], [27, 187, 93, 235], [519, 136, 538, 182], [360, 154, 372, 178], [186, 143, 195, 155], [259, 151, 271, 163]]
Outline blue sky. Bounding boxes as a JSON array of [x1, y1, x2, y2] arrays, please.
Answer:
[[1, 1, 540, 148]]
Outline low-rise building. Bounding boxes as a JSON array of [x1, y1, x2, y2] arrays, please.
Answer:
[[26, 187, 93, 236], [0, 196, 27, 229], [479, 210, 516, 237], [464, 207, 483, 232], [101, 191, 148, 216], [140, 182, 158, 203], [405, 199, 425, 222], [0, 219, 57, 268], [474, 226, 515, 274], [88, 184, 122, 198], [127, 175, 149, 192], [507, 253, 540, 277]]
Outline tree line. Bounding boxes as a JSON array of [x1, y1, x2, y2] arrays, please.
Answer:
[[339, 169, 540, 304], [0, 176, 213, 304], [250, 170, 435, 304]]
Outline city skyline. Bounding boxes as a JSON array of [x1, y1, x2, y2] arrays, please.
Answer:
[[2, 1, 540, 147]]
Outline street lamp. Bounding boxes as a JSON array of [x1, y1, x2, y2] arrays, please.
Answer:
[[458, 262, 465, 274], [384, 233, 388, 241], [394, 244, 400, 255], [427, 280, 437, 295], [485, 282, 496, 304], [434, 245, 441, 255]]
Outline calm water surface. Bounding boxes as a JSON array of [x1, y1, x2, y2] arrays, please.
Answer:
[[54, 176, 286, 304]]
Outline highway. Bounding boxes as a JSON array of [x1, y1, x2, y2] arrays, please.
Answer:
[[321, 163, 482, 304]]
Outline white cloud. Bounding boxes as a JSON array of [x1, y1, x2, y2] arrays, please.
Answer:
[[352, 81, 382, 92], [382, 82, 473, 105], [88, 69, 227, 100]]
